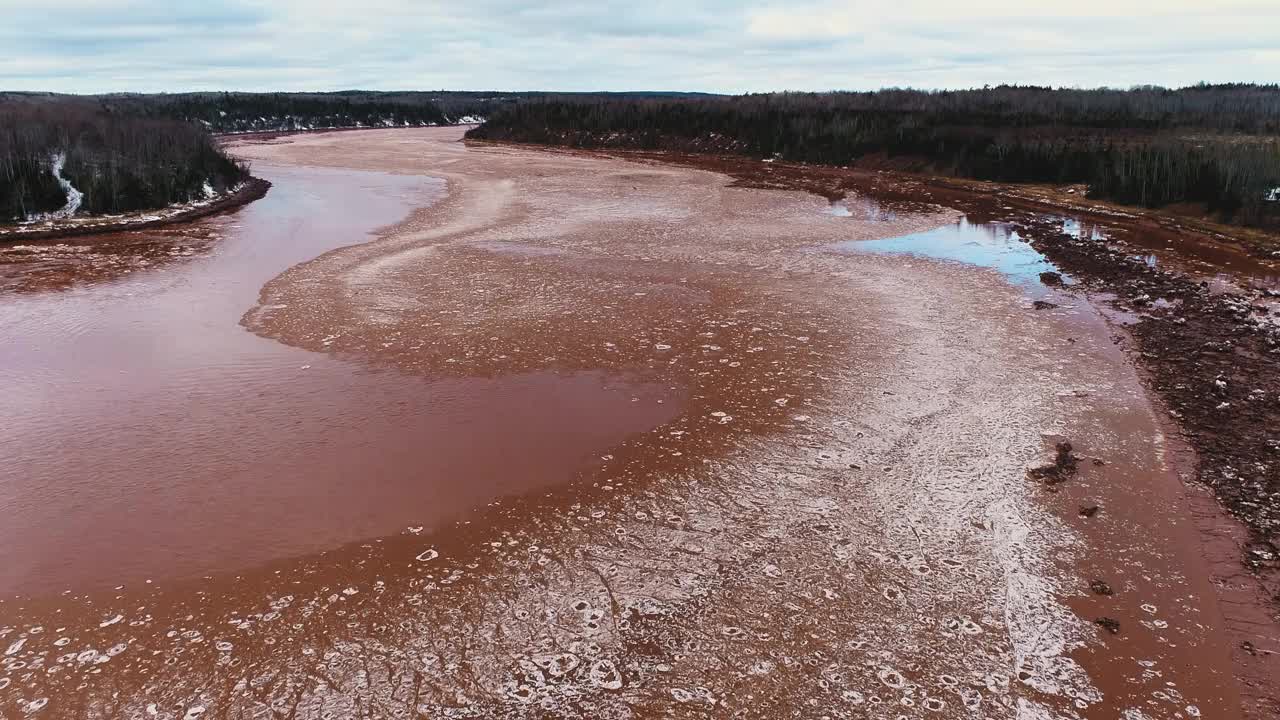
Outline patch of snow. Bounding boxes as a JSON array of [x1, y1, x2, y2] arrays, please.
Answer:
[[27, 153, 83, 222]]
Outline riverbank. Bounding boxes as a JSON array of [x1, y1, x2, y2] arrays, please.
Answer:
[[630, 147, 1280, 541], [0, 177, 271, 243], [516, 143, 1280, 717], [0, 124, 495, 245], [214, 121, 481, 144]]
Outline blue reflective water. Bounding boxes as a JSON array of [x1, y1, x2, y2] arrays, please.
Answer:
[[836, 217, 1063, 287]]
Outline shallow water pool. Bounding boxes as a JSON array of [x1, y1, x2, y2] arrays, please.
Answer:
[[837, 216, 1064, 288]]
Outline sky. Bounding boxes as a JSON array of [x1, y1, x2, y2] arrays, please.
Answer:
[[2, 1, 1278, 94]]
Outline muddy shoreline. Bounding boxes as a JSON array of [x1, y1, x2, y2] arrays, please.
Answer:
[[214, 122, 481, 144], [0, 125, 487, 245], [550, 144, 1280, 555], [510, 143, 1280, 717], [0, 177, 271, 244]]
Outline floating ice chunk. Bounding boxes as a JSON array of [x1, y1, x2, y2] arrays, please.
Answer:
[[532, 652, 580, 677], [588, 659, 623, 690]]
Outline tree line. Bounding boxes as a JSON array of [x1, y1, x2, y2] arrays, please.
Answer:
[[96, 91, 709, 134], [1, 90, 706, 223], [1, 98, 248, 222], [468, 85, 1280, 227], [115, 92, 459, 133]]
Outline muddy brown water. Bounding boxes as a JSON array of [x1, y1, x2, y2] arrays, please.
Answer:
[[0, 164, 680, 597], [0, 128, 1268, 720]]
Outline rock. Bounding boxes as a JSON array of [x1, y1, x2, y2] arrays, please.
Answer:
[[1028, 442, 1079, 485], [1079, 504, 1100, 517], [1039, 271, 1065, 287], [1033, 300, 1058, 310], [1095, 617, 1121, 634], [1089, 579, 1114, 596]]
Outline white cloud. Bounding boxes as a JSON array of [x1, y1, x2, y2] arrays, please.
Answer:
[[0, 0, 1276, 92]]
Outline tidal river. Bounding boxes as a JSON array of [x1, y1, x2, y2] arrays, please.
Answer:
[[0, 128, 1248, 719]]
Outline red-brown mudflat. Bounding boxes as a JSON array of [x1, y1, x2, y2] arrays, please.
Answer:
[[0, 128, 1271, 720]]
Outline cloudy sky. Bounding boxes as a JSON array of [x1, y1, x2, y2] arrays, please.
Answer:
[[2, 1, 1277, 93]]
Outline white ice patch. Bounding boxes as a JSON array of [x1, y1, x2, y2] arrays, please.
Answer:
[[990, 497, 1100, 709], [27, 152, 83, 222]]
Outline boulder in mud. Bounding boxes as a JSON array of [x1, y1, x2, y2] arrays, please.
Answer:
[[1027, 441, 1079, 485], [1039, 271, 1065, 286]]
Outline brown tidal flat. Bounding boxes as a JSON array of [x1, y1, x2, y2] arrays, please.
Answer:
[[0, 128, 1260, 719]]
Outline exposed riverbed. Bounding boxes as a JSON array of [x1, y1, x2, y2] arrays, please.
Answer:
[[0, 128, 1262, 719]]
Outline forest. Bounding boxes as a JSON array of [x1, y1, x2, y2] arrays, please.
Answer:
[[94, 91, 710, 134], [110, 92, 475, 133], [8, 86, 1277, 226], [468, 85, 1280, 227], [0, 90, 716, 223], [0, 98, 248, 222]]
